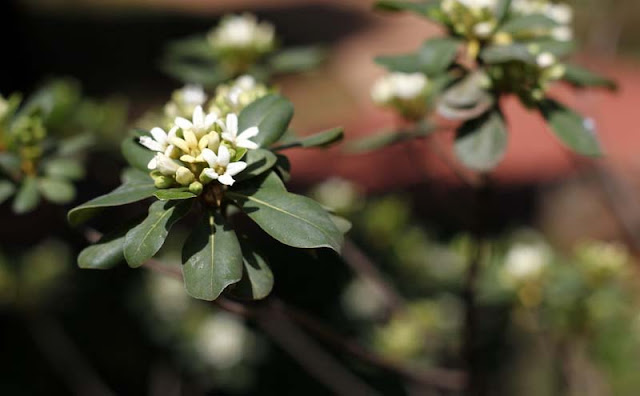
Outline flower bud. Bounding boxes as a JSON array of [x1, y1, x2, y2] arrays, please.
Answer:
[[176, 166, 195, 186], [154, 175, 174, 189], [152, 153, 180, 176], [189, 181, 204, 195]]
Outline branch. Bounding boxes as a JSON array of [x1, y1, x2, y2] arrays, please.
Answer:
[[140, 259, 465, 391]]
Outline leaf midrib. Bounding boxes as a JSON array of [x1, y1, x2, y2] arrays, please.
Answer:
[[228, 191, 338, 248]]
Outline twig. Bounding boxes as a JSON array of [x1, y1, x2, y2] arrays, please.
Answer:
[[342, 238, 405, 312], [26, 314, 115, 396]]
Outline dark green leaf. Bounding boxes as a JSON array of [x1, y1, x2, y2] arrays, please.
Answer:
[[122, 135, 155, 172], [495, 0, 513, 23], [374, 0, 441, 16], [562, 64, 617, 90], [57, 134, 95, 156], [454, 111, 508, 171], [12, 177, 40, 214], [228, 173, 343, 252], [438, 72, 494, 120], [182, 211, 243, 301], [500, 14, 558, 34], [274, 154, 291, 182], [268, 46, 326, 74], [161, 60, 228, 87], [165, 36, 216, 60], [0, 152, 21, 177], [229, 240, 274, 300], [44, 158, 85, 181], [121, 167, 152, 184], [274, 127, 344, 150], [238, 94, 294, 147], [538, 99, 602, 156], [480, 44, 536, 64], [124, 200, 192, 268], [78, 230, 126, 270], [0, 180, 15, 205], [68, 181, 157, 226], [154, 188, 197, 201], [235, 148, 278, 181], [38, 177, 76, 204], [376, 38, 460, 76], [344, 124, 433, 153]]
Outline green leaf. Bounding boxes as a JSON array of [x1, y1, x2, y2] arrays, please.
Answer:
[[38, 177, 76, 204], [68, 181, 157, 226], [330, 214, 353, 234], [182, 211, 243, 301], [238, 94, 294, 147], [229, 240, 274, 300], [228, 173, 343, 252], [44, 158, 85, 181], [235, 148, 278, 181], [0, 152, 21, 177], [438, 72, 494, 120], [0, 180, 15, 205], [274, 127, 344, 150], [154, 188, 197, 201], [268, 46, 326, 74], [562, 64, 617, 90], [274, 154, 291, 182], [121, 168, 152, 184], [12, 177, 40, 214], [454, 111, 508, 171], [121, 135, 155, 172], [374, 0, 441, 16], [161, 60, 229, 87], [164, 36, 216, 60], [538, 99, 602, 156], [526, 39, 575, 57], [124, 200, 192, 268], [500, 14, 558, 34], [495, 0, 513, 23], [344, 124, 433, 153], [78, 230, 126, 270], [480, 44, 536, 64], [375, 38, 461, 76]]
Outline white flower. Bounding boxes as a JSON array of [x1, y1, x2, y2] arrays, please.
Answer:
[[180, 84, 207, 107], [536, 52, 557, 68], [219, 113, 259, 150], [201, 145, 247, 186], [209, 13, 275, 51], [371, 72, 428, 104], [473, 21, 495, 37], [174, 106, 218, 138], [228, 75, 257, 106], [547, 3, 573, 24], [502, 243, 550, 285], [139, 126, 177, 156], [148, 153, 180, 176], [551, 26, 573, 42]]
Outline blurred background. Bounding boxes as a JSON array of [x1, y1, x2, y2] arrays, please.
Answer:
[[1, 0, 640, 395]]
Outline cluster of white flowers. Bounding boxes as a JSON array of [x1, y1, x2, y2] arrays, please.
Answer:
[[141, 105, 259, 190], [511, 0, 573, 41], [501, 243, 550, 287], [208, 75, 269, 117], [371, 72, 429, 105], [207, 13, 275, 55], [441, 0, 501, 39], [164, 84, 208, 121]]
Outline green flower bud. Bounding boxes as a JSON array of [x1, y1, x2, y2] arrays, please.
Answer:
[[154, 175, 174, 189], [189, 181, 204, 195]]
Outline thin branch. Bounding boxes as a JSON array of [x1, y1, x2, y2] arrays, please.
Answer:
[[139, 259, 465, 391], [342, 238, 405, 313]]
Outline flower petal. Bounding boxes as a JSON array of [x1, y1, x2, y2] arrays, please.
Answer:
[[217, 145, 231, 167], [226, 161, 247, 176], [237, 126, 259, 140], [204, 113, 218, 129], [174, 117, 192, 131], [236, 140, 259, 150], [147, 157, 157, 170], [183, 130, 198, 148], [193, 106, 205, 128], [218, 173, 235, 186], [226, 113, 238, 135], [201, 148, 217, 167], [202, 168, 219, 180], [150, 127, 168, 144], [139, 136, 164, 152]]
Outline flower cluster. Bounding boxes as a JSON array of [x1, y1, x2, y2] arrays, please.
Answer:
[[141, 105, 259, 191], [371, 72, 430, 120], [441, 0, 502, 40], [207, 13, 276, 73], [511, 0, 573, 41], [208, 75, 269, 117]]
